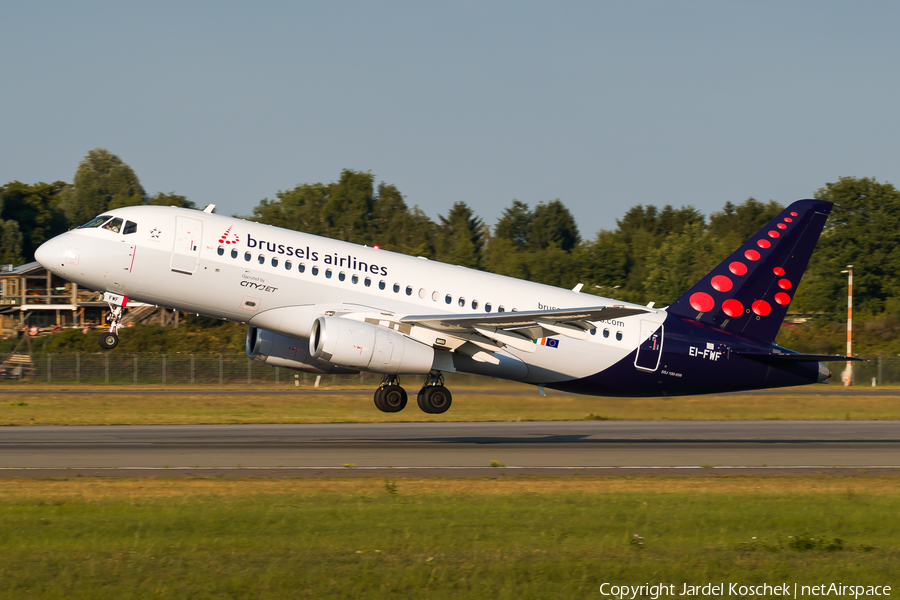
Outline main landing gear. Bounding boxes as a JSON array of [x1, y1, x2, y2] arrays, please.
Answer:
[[373, 371, 453, 414], [98, 305, 123, 350]]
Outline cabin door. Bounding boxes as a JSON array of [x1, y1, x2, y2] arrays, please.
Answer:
[[634, 321, 664, 372], [170, 216, 202, 275]]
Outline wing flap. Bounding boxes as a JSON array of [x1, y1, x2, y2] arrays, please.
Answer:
[[400, 306, 647, 332]]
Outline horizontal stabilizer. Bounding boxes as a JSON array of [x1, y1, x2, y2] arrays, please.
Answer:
[[733, 351, 865, 364]]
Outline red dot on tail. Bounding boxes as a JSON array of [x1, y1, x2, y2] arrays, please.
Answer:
[[218, 239, 225, 243], [768, 230, 780, 238], [773, 267, 785, 276], [784, 217, 793, 223], [744, 249, 760, 261], [757, 239, 771, 249], [729, 262, 747, 276], [722, 299, 744, 317], [775, 292, 791, 305], [778, 278, 792, 289], [689, 292, 715, 312], [777, 223, 787, 230], [752, 300, 771, 316], [790, 212, 798, 216], [711, 275, 733, 292]]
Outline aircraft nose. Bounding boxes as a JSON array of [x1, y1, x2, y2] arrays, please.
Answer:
[[35, 237, 64, 270]]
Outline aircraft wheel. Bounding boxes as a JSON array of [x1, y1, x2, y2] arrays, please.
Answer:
[[373, 387, 388, 412], [98, 332, 118, 350], [418, 386, 452, 414], [380, 385, 407, 413]]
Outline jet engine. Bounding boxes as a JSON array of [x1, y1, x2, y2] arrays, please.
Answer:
[[245, 326, 359, 374], [309, 316, 435, 374]]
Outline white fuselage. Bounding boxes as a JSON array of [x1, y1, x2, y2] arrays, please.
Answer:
[[36, 205, 663, 385]]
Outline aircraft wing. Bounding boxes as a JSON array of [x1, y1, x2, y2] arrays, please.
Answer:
[[400, 306, 648, 355]]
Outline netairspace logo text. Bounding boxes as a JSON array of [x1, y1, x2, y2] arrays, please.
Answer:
[[599, 583, 892, 599]]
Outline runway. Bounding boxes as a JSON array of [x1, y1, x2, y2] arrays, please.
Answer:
[[2, 421, 899, 477]]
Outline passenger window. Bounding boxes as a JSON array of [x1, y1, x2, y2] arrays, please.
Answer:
[[445, 294, 452, 304], [244, 252, 252, 262], [231, 249, 238, 259], [406, 286, 413, 296], [616, 331, 623, 341], [419, 288, 426, 299], [393, 283, 400, 293], [285, 260, 292, 270], [271, 257, 278, 267], [379, 280, 386, 290], [258, 255, 265, 265], [123, 221, 137, 235], [603, 328, 609, 338], [311, 266, 318, 276], [590, 328, 596, 336], [485, 303, 492, 312], [432, 291, 439, 302], [299, 263, 306, 273], [364, 277, 371, 287], [498, 306, 505, 313], [339, 272, 346, 282], [102, 218, 123, 233], [325, 269, 332, 279], [352, 274, 359, 284], [471, 300, 478, 310], [217, 246, 225, 256], [77, 215, 112, 229], [458, 297, 465, 307]]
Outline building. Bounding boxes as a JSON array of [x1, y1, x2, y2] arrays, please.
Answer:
[[0, 262, 175, 337]]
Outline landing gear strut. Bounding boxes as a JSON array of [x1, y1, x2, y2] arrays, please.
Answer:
[[98, 305, 123, 350], [417, 371, 452, 414], [374, 375, 408, 413]]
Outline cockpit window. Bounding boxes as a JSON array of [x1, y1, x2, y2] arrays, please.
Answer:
[[77, 215, 112, 229], [101, 218, 124, 233], [123, 221, 137, 235]]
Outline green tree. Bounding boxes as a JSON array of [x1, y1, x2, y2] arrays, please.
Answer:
[[708, 198, 783, 245], [57, 148, 146, 225], [643, 222, 732, 306], [494, 200, 532, 250], [437, 202, 485, 269], [320, 170, 375, 243], [0, 220, 24, 265], [799, 177, 900, 314], [0, 181, 68, 261], [527, 200, 580, 252]]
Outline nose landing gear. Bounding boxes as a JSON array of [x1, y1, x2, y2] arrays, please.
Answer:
[[98, 299, 124, 350]]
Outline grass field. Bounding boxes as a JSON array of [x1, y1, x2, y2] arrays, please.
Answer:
[[0, 385, 898, 425], [0, 476, 897, 599]]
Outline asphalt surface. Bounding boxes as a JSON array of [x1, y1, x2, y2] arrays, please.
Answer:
[[2, 421, 898, 477]]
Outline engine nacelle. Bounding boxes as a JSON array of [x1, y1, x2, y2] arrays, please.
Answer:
[[309, 316, 435, 374], [245, 326, 358, 374]]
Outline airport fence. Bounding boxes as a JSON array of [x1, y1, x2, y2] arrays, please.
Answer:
[[1, 353, 489, 387], [1, 353, 899, 387]]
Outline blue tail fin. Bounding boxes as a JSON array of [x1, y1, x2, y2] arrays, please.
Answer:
[[666, 199, 833, 343]]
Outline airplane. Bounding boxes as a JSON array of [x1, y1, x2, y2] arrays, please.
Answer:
[[33, 198, 857, 413]]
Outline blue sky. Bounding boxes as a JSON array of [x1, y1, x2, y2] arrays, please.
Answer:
[[2, 1, 898, 236]]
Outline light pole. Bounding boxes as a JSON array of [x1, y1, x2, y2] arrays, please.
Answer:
[[840, 265, 853, 386]]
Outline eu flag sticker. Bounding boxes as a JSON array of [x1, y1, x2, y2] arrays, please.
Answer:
[[537, 337, 560, 348]]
